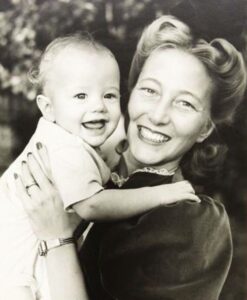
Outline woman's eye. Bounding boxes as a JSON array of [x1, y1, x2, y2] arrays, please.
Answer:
[[74, 93, 87, 100], [175, 99, 197, 111], [140, 87, 158, 96]]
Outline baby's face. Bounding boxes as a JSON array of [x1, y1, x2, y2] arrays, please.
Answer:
[[45, 46, 121, 147]]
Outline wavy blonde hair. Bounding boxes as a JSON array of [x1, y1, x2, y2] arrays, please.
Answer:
[[128, 15, 247, 181]]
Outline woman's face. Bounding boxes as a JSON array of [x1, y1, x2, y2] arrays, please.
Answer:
[[127, 48, 214, 171]]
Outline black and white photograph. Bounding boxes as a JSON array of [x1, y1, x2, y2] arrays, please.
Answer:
[[0, 0, 246, 299]]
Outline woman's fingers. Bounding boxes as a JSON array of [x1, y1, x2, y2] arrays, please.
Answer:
[[36, 142, 53, 182], [21, 160, 40, 196], [26, 152, 51, 193], [14, 173, 33, 211]]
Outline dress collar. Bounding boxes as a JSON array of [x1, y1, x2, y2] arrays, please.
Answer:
[[111, 165, 179, 187]]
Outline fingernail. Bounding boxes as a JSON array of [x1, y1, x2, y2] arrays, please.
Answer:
[[14, 173, 18, 179], [21, 160, 27, 166], [36, 142, 42, 150]]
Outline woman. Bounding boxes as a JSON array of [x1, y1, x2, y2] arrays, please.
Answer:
[[15, 15, 246, 300]]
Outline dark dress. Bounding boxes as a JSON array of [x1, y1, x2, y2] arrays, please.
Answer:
[[79, 171, 232, 300]]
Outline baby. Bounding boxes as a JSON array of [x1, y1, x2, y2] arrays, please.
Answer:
[[0, 34, 198, 299]]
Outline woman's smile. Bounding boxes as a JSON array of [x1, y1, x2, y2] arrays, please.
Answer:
[[127, 48, 213, 170], [138, 125, 171, 144]]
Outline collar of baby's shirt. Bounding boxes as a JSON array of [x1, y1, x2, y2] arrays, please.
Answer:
[[36, 117, 86, 146]]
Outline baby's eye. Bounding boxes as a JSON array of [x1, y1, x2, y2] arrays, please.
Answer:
[[104, 93, 119, 100], [74, 93, 87, 100]]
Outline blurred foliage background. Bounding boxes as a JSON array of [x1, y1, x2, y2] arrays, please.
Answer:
[[0, 0, 246, 299]]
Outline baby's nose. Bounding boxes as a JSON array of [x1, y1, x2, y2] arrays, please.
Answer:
[[91, 97, 106, 112]]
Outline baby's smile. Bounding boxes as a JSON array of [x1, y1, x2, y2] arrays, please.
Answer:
[[82, 119, 108, 130]]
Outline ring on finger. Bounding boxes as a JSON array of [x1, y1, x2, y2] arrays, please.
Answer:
[[25, 182, 38, 191]]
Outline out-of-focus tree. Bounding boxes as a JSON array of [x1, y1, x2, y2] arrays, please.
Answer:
[[1, 0, 245, 105]]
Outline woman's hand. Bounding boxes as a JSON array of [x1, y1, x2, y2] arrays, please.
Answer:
[[14, 143, 81, 240]]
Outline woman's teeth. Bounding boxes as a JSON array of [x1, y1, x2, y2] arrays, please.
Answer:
[[83, 121, 105, 129], [139, 126, 170, 144]]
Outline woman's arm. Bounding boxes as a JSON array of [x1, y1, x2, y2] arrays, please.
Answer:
[[15, 149, 89, 300], [45, 243, 89, 300]]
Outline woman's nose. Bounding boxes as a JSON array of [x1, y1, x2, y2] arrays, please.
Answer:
[[148, 100, 171, 125]]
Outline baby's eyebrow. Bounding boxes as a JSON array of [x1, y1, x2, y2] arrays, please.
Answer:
[[70, 85, 88, 90], [107, 87, 120, 92]]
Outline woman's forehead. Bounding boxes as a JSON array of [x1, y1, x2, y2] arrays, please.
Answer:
[[139, 48, 213, 105]]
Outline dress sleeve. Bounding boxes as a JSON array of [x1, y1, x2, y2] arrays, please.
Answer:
[[98, 196, 232, 300]]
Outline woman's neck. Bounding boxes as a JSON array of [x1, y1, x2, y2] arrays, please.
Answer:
[[121, 149, 180, 177]]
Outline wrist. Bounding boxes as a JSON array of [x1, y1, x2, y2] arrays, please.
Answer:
[[144, 185, 165, 201], [39, 229, 74, 241], [38, 237, 76, 257]]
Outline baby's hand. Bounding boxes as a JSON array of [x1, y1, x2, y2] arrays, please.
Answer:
[[159, 181, 200, 204]]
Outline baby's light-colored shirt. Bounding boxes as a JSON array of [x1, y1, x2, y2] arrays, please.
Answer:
[[0, 117, 110, 299]]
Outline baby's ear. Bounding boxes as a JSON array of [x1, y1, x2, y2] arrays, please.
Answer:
[[196, 119, 214, 143], [36, 95, 55, 122]]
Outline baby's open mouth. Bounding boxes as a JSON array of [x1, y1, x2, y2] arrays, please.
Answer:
[[138, 125, 171, 144], [82, 120, 106, 130]]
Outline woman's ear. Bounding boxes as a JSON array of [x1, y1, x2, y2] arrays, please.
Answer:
[[36, 95, 55, 122], [196, 120, 214, 143]]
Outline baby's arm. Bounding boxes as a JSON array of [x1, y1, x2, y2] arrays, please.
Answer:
[[73, 181, 200, 221]]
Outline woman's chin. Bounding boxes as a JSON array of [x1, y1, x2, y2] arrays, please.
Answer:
[[130, 148, 164, 168], [127, 145, 181, 171]]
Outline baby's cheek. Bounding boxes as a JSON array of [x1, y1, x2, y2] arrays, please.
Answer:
[[101, 116, 127, 170], [100, 142, 121, 170]]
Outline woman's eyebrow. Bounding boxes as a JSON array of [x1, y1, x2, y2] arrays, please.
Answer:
[[138, 77, 161, 86]]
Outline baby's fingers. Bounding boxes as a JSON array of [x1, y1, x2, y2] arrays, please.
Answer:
[[183, 193, 201, 203], [177, 180, 195, 194], [171, 193, 200, 204]]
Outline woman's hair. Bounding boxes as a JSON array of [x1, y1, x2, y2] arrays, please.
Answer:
[[29, 33, 115, 94], [128, 15, 247, 182]]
